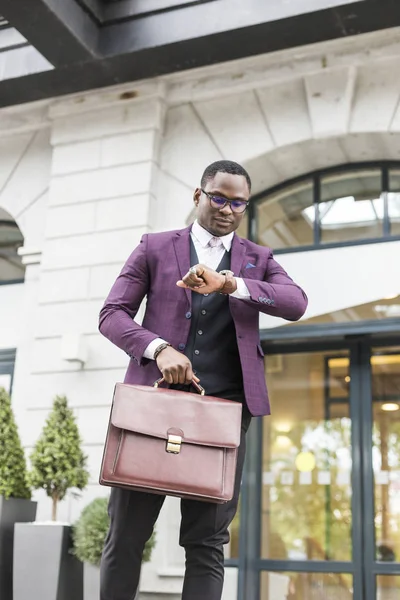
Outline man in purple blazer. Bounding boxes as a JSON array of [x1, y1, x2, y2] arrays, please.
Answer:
[[99, 160, 307, 600]]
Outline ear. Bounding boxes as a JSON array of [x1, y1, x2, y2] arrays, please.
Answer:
[[193, 188, 201, 207]]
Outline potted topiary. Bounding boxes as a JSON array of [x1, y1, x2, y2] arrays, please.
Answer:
[[13, 395, 90, 600], [0, 387, 37, 600], [72, 496, 156, 600]]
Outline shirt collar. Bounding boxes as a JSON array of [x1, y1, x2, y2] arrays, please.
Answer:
[[191, 220, 234, 252]]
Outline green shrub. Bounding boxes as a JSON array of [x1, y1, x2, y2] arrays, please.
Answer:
[[0, 387, 31, 499], [72, 497, 156, 566], [29, 395, 89, 520]]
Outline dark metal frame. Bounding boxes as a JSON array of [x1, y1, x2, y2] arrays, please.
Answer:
[[250, 161, 400, 255], [231, 326, 400, 600], [2, 0, 400, 107], [0, 348, 16, 395]]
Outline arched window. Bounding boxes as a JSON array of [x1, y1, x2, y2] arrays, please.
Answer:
[[0, 208, 25, 284], [252, 162, 400, 253]]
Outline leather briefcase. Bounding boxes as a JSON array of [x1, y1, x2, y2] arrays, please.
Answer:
[[99, 379, 242, 503]]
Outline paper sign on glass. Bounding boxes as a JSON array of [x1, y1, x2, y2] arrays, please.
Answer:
[[318, 471, 331, 485], [299, 471, 312, 485], [262, 471, 274, 485], [375, 471, 389, 485], [336, 471, 351, 486], [280, 472, 294, 485]]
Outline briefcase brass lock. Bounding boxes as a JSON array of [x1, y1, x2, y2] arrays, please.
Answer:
[[167, 434, 182, 454]]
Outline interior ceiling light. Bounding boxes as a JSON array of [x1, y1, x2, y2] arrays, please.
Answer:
[[274, 422, 292, 433], [330, 356, 400, 368], [381, 403, 400, 412], [295, 452, 316, 472]]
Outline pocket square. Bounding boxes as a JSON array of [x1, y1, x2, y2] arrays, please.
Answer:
[[245, 262, 256, 269]]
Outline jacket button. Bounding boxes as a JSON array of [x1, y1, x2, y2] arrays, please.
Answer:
[[198, 330, 203, 335], [201, 309, 206, 315], [194, 350, 200, 355], [204, 293, 209, 297], [178, 343, 185, 351], [185, 311, 192, 319]]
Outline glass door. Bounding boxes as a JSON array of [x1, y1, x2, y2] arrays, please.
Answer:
[[259, 348, 355, 599], [365, 346, 400, 600], [238, 340, 400, 600]]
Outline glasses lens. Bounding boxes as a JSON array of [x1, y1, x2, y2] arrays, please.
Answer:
[[210, 196, 227, 208], [231, 201, 248, 213]]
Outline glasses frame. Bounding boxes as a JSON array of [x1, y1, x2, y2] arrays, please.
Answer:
[[201, 189, 249, 214]]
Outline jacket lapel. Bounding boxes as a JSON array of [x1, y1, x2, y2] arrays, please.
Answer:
[[173, 226, 192, 306], [230, 234, 246, 276]]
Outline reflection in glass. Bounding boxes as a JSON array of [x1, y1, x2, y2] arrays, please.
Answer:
[[289, 295, 400, 326], [256, 180, 314, 249], [389, 170, 400, 236], [0, 207, 25, 282], [0, 374, 11, 394], [372, 348, 400, 566], [235, 211, 248, 239], [376, 575, 400, 600], [319, 170, 383, 244], [227, 499, 240, 559], [260, 571, 353, 599], [262, 351, 352, 562]]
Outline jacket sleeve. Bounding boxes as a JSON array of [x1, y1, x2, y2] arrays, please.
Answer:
[[241, 252, 308, 321], [98, 234, 160, 365]]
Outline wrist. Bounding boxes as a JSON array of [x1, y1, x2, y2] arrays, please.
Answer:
[[154, 342, 171, 360], [218, 270, 237, 295]]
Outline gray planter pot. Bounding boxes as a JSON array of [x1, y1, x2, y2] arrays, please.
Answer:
[[13, 523, 83, 600], [83, 563, 100, 600], [83, 564, 139, 600], [0, 496, 37, 600]]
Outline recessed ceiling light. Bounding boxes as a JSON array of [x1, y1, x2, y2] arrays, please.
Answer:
[[381, 403, 399, 412]]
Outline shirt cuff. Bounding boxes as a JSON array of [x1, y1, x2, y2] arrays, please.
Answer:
[[230, 277, 251, 300], [143, 338, 167, 360]]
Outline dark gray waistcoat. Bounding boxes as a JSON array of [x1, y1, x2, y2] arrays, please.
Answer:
[[183, 240, 244, 397]]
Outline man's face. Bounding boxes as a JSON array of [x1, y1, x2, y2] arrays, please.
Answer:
[[193, 172, 250, 237]]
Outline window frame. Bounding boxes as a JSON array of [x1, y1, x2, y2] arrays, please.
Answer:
[[0, 348, 16, 395], [250, 161, 400, 254], [0, 217, 25, 285]]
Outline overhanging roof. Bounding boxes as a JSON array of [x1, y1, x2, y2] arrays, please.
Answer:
[[0, 0, 400, 108]]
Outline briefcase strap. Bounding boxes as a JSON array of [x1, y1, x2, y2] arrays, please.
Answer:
[[153, 377, 205, 396]]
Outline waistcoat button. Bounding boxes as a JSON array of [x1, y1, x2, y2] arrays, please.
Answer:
[[178, 343, 185, 351], [185, 311, 191, 319]]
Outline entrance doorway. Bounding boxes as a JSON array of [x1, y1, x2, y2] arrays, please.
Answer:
[[238, 336, 400, 600]]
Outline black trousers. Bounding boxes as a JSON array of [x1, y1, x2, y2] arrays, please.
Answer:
[[100, 403, 251, 600]]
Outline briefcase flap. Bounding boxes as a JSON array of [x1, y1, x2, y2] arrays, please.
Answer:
[[111, 383, 242, 449]]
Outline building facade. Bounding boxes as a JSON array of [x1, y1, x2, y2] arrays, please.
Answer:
[[1, 4, 400, 599]]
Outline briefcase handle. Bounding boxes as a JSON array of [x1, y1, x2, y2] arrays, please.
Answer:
[[153, 377, 205, 396]]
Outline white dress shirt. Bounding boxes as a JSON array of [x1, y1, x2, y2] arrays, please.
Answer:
[[143, 220, 250, 360]]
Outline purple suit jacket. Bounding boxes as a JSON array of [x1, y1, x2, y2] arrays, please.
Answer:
[[99, 226, 307, 416]]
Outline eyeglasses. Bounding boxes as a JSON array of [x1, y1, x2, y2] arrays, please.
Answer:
[[201, 189, 249, 214]]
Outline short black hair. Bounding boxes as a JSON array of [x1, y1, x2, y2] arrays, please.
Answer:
[[201, 160, 252, 193]]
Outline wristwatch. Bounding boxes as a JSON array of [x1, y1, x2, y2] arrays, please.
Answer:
[[218, 270, 236, 295], [153, 342, 171, 360]]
